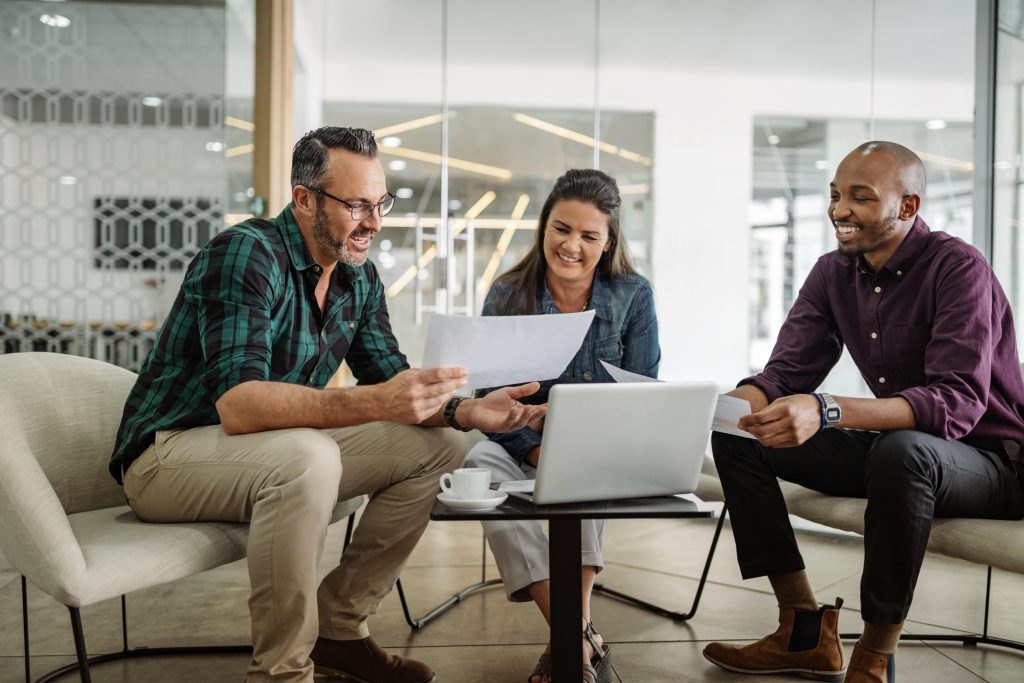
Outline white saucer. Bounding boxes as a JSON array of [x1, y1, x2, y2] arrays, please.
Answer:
[[437, 490, 508, 511]]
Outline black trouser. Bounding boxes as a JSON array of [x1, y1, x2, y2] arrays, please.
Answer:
[[711, 429, 1024, 623]]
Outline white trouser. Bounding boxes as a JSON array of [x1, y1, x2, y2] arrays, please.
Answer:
[[464, 440, 606, 601]]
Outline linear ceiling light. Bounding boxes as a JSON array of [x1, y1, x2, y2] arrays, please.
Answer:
[[512, 113, 652, 167], [226, 116, 255, 132], [225, 143, 255, 158], [379, 146, 512, 180], [373, 112, 456, 138], [478, 193, 531, 296], [913, 150, 974, 172], [619, 183, 650, 195]]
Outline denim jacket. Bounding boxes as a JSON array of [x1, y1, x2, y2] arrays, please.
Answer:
[[479, 272, 661, 464]]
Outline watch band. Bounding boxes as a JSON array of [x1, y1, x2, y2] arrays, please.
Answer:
[[444, 396, 473, 432], [818, 392, 841, 430]]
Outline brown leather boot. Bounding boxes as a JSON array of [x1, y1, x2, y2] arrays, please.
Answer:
[[702, 597, 846, 681], [845, 642, 895, 683], [310, 636, 435, 683]]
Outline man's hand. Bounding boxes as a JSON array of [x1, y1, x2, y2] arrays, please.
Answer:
[[373, 368, 467, 424], [456, 382, 547, 433], [738, 394, 821, 448]]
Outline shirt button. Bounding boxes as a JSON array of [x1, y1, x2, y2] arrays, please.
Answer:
[[879, 377, 886, 384], [896, 270, 902, 276], [312, 265, 321, 273], [348, 321, 355, 330], [320, 330, 326, 339], [874, 286, 882, 293], [870, 332, 878, 339], [583, 371, 593, 381]]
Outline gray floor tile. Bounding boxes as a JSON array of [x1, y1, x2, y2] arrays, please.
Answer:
[[3, 517, 1023, 682]]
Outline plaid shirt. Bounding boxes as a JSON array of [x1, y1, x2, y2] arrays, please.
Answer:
[[109, 205, 409, 482]]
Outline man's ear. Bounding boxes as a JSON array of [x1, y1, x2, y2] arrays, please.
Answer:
[[292, 185, 315, 215], [899, 193, 921, 221]]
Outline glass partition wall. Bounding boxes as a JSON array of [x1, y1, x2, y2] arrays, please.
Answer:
[[0, 0, 254, 370], [308, 0, 975, 384], [0, 0, 982, 388]]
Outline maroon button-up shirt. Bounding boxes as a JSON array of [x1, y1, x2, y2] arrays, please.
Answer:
[[742, 216, 1024, 456]]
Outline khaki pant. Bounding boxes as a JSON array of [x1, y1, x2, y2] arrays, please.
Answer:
[[123, 422, 466, 683]]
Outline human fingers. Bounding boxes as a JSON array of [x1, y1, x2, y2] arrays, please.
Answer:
[[419, 367, 468, 384], [502, 382, 541, 400]]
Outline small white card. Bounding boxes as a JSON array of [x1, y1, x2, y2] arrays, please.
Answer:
[[712, 395, 756, 440]]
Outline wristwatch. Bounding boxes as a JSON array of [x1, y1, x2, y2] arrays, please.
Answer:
[[818, 392, 841, 430], [444, 396, 473, 432]]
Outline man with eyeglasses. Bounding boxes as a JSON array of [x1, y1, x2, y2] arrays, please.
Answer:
[[109, 126, 545, 683]]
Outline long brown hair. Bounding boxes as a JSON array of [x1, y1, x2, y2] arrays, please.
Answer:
[[492, 169, 637, 315]]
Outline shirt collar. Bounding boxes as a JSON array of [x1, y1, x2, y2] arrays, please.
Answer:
[[858, 215, 930, 277], [277, 204, 360, 285], [278, 204, 318, 272], [539, 272, 613, 321]]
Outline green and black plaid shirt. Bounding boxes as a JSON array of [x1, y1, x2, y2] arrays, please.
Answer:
[[109, 205, 409, 483]]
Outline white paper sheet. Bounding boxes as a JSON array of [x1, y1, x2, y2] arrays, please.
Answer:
[[598, 360, 660, 383], [712, 395, 757, 439], [599, 361, 756, 439], [498, 480, 536, 493], [422, 310, 595, 391]]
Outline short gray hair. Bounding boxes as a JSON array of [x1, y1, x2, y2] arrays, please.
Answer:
[[290, 126, 378, 189]]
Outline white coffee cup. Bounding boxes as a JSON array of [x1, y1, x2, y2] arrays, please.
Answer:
[[439, 467, 491, 500]]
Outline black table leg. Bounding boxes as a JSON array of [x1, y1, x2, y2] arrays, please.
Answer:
[[549, 518, 583, 682]]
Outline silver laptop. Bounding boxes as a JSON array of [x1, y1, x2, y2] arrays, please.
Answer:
[[529, 381, 718, 505]]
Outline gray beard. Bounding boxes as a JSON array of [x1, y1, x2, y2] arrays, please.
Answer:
[[312, 202, 366, 267]]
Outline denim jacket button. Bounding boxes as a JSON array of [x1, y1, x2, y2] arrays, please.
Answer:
[[583, 371, 593, 381]]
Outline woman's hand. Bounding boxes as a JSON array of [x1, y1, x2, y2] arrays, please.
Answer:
[[456, 382, 547, 433]]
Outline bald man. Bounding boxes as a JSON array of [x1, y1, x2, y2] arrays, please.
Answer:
[[703, 142, 1024, 682]]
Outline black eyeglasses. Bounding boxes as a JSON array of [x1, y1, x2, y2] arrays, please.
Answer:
[[308, 187, 396, 220]]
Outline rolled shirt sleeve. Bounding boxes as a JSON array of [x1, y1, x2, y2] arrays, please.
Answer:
[[183, 230, 279, 403]]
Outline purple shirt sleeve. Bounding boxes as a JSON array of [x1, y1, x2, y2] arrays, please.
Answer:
[[892, 255, 993, 440], [739, 257, 844, 401]]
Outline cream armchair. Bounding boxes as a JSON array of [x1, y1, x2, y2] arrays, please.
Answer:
[[0, 352, 362, 682]]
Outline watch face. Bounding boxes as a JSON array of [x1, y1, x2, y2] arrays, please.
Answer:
[[826, 407, 841, 422]]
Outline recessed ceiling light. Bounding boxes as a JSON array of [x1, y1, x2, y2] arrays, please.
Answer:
[[388, 159, 407, 171], [814, 160, 828, 170], [995, 160, 1013, 170], [58, 176, 77, 185], [381, 136, 402, 147], [205, 141, 226, 153], [379, 239, 393, 252], [40, 14, 70, 28], [925, 119, 947, 130], [395, 188, 414, 199], [142, 96, 162, 107], [767, 134, 780, 145]]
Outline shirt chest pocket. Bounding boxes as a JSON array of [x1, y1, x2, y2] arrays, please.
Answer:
[[588, 335, 624, 381], [882, 323, 930, 384]]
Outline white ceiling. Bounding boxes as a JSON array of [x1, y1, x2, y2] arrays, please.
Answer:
[[314, 0, 975, 84]]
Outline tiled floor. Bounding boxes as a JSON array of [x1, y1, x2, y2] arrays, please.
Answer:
[[2, 512, 1022, 682]]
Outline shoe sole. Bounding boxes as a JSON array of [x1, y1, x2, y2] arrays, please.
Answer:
[[702, 651, 845, 682], [312, 662, 437, 683]]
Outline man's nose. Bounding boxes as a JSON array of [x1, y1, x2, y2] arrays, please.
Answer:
[[360, 211, 383, 232]]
